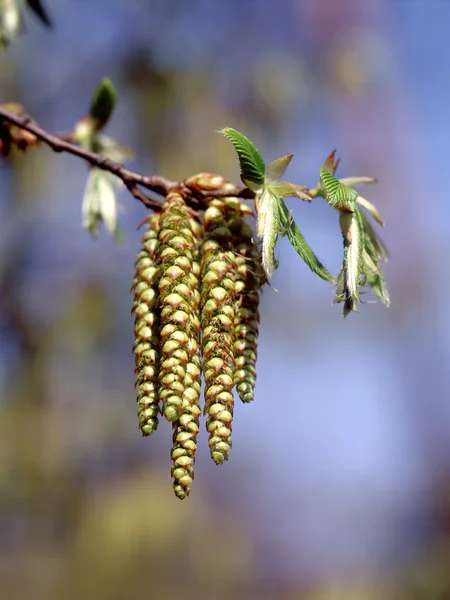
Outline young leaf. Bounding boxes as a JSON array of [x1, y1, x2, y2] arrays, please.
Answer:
[[89, 78, 117, 131], [220, 127, 265, 189], [339, 176, 376, 187], [265, 154, 293, 183], [320, 169, 358, 212], [0, 0, 23, 47], [25, 0, 51, 26], [82, 168, 118, 237], [278, 199, 334, 282], [356, 195, 384, 226], [359, 209, 388, 262], [256, 188, 281, 278], [340, 210, 363, 305]]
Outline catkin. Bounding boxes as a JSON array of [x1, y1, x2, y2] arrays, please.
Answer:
[[157, 192, 201, 423], [229, 215, 261, 403], [201, 203, 237, 464], [132, 213, 161, 436], [170, 222, 202, 498]]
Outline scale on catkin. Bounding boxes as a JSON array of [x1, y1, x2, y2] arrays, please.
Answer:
[[131, 183, 263, 499]]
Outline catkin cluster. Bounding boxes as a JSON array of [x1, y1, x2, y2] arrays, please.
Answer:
[[131, 184, 263, 498]]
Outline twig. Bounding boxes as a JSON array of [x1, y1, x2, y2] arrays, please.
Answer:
[[0, 105, 249, 210]]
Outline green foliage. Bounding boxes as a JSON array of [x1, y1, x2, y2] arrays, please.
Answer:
[[278, 200, 334, 282], [220, 127, 266, 187], [319, 168, 358, 212]]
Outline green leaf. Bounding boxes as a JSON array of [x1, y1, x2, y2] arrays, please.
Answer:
[[265, 154, 293, 183], [26, 0, 51, 26], [340, 210, 363, 306], [319, 169, 358, 212], [89, 78, 117, 131], [82, 168, 118, 237], [356, 195, 384, 226], [0, 0, 23, 47], [220, 127, 265, 188], [255, 188, 281, 279], [339, 176, 376, 187], [278, 198, 334, 282], [359, 209, 388, 262]]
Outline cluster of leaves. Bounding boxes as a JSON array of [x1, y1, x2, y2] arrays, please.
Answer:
[[132, 186, 263, 498], [221, 128, 389, 315], [0, 0, 51, 47]]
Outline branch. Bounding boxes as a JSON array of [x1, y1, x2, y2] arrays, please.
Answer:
[[0, 105, 249, 210]]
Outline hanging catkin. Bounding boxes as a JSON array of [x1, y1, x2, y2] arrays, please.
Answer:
[[132, 213, 161, 436], [200, 203, 237, 464], [229, 215, 261, 403]]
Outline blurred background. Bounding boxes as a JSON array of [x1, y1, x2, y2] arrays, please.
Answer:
[[1, 0, 450, 598]]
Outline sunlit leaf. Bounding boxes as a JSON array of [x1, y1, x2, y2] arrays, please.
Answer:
[[220, 127, 265, 188], [255, 188, 280, 278], [339, 176, 377, 187], [279, 199, 334, 282], [320, 168, 358, 212], [340, 210, 363, 310], [82, 168, 118, 237], [265, 154, 293, 183], [356, 195, 384, 226], [359, 209, 388, 262], [89, 78, 117, 131]]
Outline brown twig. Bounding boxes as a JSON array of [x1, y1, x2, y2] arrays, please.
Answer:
[[0, 105, 249, 210]]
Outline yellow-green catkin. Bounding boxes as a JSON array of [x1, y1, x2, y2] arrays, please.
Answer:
[[201, 203, 237, 464], [229, 216, 262, 403], [156, 191, 202, 498], [171, 220, 202, 499], [132, 213, 161, 436]]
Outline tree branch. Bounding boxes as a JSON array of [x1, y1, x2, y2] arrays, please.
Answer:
[[0, 105, 250, 210]]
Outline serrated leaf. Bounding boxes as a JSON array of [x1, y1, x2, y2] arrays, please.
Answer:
[[356, 195, 384, 226], [340, 210, 363, 305], [255, 188, 280, 278], [320, 169, 358, 212], [89, 78, 117, 131], [26, 0, 51, 26], [82, 168, 118, 237], [220, 127, 265, 188], [359, 209, 388, 262], [269, 181, 311, 201], [279, 198, 334, 282], [265, 154, 293, 183], [0, 0, 23, 47]]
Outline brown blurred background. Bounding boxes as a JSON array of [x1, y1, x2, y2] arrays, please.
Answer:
[[1, 0, 450, 598]]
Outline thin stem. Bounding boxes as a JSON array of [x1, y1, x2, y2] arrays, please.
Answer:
[[0, 105, 249, 210]]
